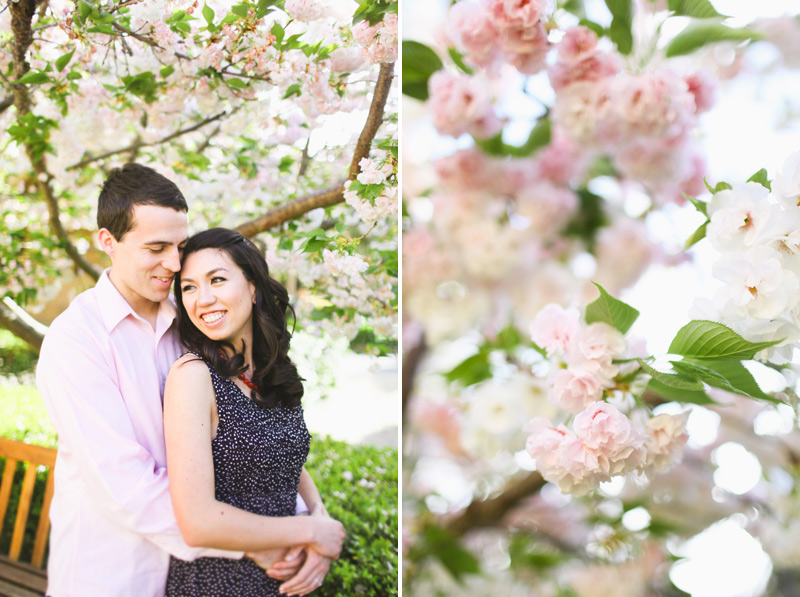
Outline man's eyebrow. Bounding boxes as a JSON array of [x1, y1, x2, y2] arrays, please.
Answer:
[[143, 240, 183, 246], [181, 267, 229, 284]]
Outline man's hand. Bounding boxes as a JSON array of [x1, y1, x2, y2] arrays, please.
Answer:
[[265, 546, 306, 581], [277, 548, 332, 596], [246, 546, 305, 576]]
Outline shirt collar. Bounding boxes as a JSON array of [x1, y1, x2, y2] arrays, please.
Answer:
[[97, 269, 177, 334]]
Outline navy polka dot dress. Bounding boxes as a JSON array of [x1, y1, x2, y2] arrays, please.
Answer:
[[166, 356, 311, 596]]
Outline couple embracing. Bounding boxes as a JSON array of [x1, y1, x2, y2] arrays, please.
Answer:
[[36, 163, 345, 597]]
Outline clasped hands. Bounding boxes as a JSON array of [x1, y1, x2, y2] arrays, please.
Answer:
[[246, 510, 345, 596]]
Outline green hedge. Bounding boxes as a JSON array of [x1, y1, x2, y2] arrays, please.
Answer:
[[0, 386, 397, 593], [306, 436, 399, 596]]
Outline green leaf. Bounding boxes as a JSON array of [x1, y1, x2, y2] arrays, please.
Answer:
[[448, 47, 474, 75], [66, 71, 83, 81], [646, 377, 716, 405], [604, 0, 633, 54], [685, 194, 707, 217], [578, 19, 605, 37], [562, 0, 586, 17], [684, 220, 708, 250], [585, 282, 639, 334], [668, 320, 781, 360], [55, 50, 75, 73], [703, 176, 732, 194], [747, 168, 771, 190], [283, 83, 302, 99], [637, 359, 705, 391], [271, 22, 285, 45], [674, 358, 777, 402], [202, 3, 215, 25], [78, 0, 91, 21], [414, 526, 480, 582], [444, 351, 491, 387], [86, 24, 116, 35], [666, 22, 761, 57], [667, 0, 725, 18], [16, 71, 51, 85], [160, 65, 175, 78], [231, 3, 251, 18], [226, 77, 248, 89], [495, 325, 521, 352], [221, 12, 240, 24], [256, 0, 273, 19], [475, 117, 552, 158], [402, 41, 443, 101]]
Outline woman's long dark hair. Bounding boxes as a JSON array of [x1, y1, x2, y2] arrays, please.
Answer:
[[175, 228, 304, 409]]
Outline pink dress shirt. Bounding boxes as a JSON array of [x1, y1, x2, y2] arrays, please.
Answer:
[[36, 271, 244, 597]]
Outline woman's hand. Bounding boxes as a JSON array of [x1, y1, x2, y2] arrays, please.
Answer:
[[309, 516, 345, 560], [277, 549, 332, 596], [247, 546, 304, 576]]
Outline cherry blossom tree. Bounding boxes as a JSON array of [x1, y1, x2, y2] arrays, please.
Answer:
[[402, 0, 800, 594], [0, 0, 398, 368]]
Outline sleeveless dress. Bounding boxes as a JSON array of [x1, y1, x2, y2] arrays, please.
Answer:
[[165, 356, 311, 597]]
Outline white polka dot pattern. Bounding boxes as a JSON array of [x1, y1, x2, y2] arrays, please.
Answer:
[[166, 355, 311, 596]]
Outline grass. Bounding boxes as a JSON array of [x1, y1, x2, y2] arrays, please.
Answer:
[[0, 385, 56, 448], [0, 330, 39, 378]]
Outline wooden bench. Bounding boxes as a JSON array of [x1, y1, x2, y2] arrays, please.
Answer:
[[0, 438, 55, 597]]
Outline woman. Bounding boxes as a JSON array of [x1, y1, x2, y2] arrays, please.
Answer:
[[163, 228, 345, 596]]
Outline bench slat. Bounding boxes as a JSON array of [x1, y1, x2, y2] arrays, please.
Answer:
[[0, 442, 55, 470], [0, 460, 17, 529], [0, 556, 46, 596], [30, 473, 53, 569], [8, 467, 37, 561]]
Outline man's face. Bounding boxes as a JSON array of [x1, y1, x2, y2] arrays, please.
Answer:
[[102, 204, 189, 317]]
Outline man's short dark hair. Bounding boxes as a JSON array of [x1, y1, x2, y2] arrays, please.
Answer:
[[97, 163, 188, 240]]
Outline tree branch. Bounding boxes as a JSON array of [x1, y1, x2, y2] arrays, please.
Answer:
[[234, 62, 395, 237], [348, 63, 394, 180], [0, 95, 13, 114], [402, 335, 426, 437], [66, 110, 230, 170], [235, 184, 345, 238], [444, 472, 547, 537], [0, 298, 47, 350], [11, 0, 101, 282]]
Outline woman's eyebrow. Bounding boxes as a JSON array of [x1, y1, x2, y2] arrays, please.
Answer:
[[181, 267, 229, 284]]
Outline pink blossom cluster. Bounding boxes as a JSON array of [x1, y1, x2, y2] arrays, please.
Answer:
[[344, 156, 398, 222], [322, 248, 369, 277], [284, 0, 325, 22], [525, 402, 647, 496], [352, 13, 398, 64], [550, 26, 716, 204], [433, 127, 588, 194], [427, 71, 502, 139], [531, 304, 626, 413], [445, 0, 551, 74], [525, 303, 691, 494]]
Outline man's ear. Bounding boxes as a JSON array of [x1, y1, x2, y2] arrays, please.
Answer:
[[97, 228, 117, 258]]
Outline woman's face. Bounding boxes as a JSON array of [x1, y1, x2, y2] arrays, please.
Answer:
[[179, 248, 256, 349]]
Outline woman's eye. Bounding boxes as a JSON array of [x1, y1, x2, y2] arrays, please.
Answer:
[[149, 248, 165, 254], [211, 277, 226, 284], [181, 285, 195, 293]]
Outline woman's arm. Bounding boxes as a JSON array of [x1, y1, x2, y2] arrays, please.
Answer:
[[297, 468, 328, 517], [164, 356, 344, 557]]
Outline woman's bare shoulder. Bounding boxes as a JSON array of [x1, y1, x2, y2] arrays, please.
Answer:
[[166, 353, 213, 395]]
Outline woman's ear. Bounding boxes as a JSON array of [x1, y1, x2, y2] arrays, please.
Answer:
[[250, 282, 257, 305]]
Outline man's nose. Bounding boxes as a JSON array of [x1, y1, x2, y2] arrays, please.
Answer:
[[163, 247, 181, 273]]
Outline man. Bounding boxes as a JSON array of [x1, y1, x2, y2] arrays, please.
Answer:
[[37, 164, 324, 596]]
